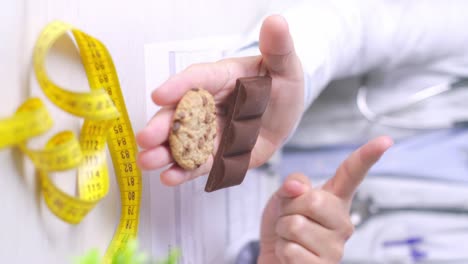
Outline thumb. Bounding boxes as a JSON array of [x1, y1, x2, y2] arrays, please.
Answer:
[[265, 173, 311, 231], [259, 173, 310, 251], [259, 15, 301, 75], [277, 173, 310, 199], [322, 136, 393, 203]]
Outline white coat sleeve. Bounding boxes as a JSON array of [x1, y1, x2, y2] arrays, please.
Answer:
[[242, 0, 468, 109]]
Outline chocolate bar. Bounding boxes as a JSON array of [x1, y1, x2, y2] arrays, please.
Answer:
[[205, 76, 272, 192]]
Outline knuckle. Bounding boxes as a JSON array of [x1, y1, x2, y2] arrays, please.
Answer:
[[277, 215, 307, 241], [185, 62, 211, 75], [184, 63, 198, 73], [215, 60, 232, 89], [215, 57, 229, 67], [329, 244, 344, 263], [307, 191, 325, 213], [341, 220, 355, 240], [342, 158, 353, 178], [276, 241, 301, 262], [290, 215, 307, 238]]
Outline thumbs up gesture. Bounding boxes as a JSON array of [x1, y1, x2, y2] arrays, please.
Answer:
[[136, 15, 304, 185], [258, 136, 393, 264]]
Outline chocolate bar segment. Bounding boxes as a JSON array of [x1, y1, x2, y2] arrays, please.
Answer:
[[233, 78, 272, 119], [205, 76, 272, 192], [223, 119, 261, 156]]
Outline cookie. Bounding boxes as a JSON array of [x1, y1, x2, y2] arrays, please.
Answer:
[[169, 88, 217, 170]]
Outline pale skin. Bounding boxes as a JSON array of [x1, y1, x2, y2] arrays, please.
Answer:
[[258, 136, 392, 263], [137, 15, 393, 263]]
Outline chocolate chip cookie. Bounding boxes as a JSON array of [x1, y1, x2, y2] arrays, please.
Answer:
[[169, 88, 217, 170]]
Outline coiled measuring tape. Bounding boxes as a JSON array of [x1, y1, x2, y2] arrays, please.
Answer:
[[0, 21, 141, 262]]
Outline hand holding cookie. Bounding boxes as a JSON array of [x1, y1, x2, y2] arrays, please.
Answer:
[[136, 15, 305, 186]]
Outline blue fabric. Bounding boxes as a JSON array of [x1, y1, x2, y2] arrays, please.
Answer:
[[280, 128, 468, 183]]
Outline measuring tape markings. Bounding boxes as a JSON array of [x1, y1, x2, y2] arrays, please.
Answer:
[[72, 30, 142, 258], [0, 98, 53, 149], [0, 21, 142, 262], [32, 22, 112, 227], [33, 23, 119, 121]]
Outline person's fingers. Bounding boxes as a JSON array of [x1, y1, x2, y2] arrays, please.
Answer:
[[275, 238, 320, 264], [159, 164, 189, 186], [152, 56, 261, 106], [322, 136, 393, 202], [159, 155, 214, 186], [276, 173, 311, 199], [258, 175, 310, 260], [280, 189, 355, 234], [276, 214, 344, 262], [259, 15, 302, 77], [153, 15, 301, 105], [136, 145, 173, 170], [136, 107, 173, 149]]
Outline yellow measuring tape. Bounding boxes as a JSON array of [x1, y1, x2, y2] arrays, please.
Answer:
[[1, 21, 141, 262]]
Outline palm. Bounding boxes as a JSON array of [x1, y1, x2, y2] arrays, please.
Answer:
[[250, 73, 304, 168], [206, 55, 304, 169], [136, 15, 304, 185]]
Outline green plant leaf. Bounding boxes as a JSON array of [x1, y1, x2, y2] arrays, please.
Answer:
[[74, 248, 101, 264], [74, 239, 179, 264], [156, 248, 181, 264]]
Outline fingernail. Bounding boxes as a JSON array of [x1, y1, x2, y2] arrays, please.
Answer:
[[290, 179, 305, 189], [383, 136, 394, 148], [286, 180, 306, 196]]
